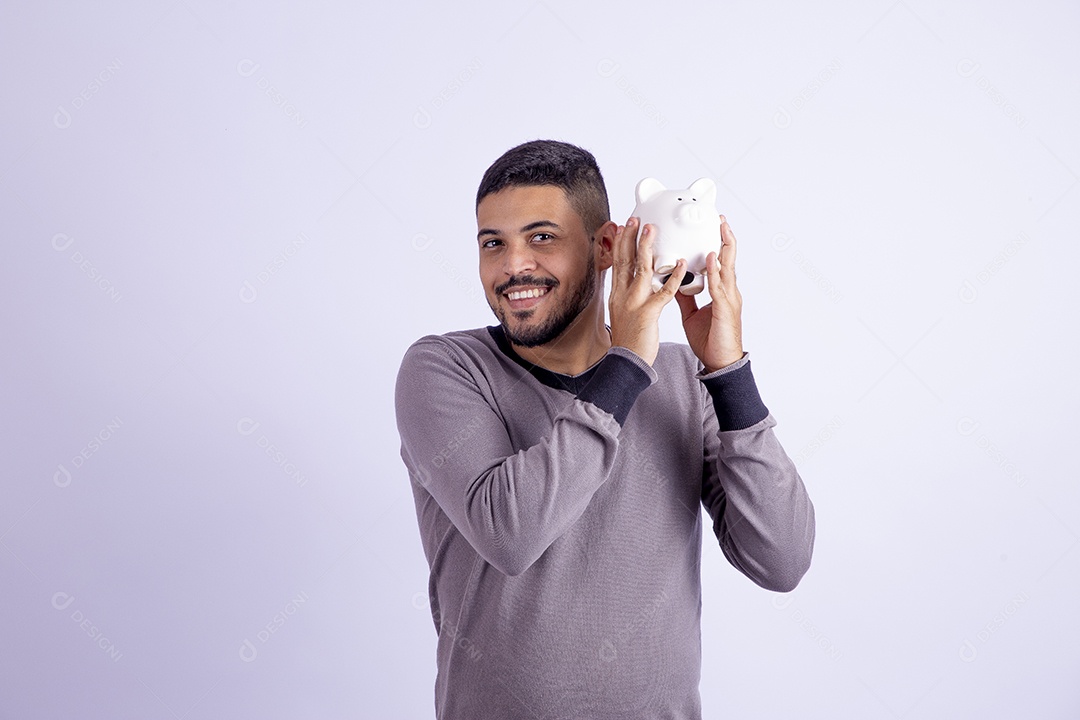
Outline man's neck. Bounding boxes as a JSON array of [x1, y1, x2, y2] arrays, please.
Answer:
[[509, 307, 611, 376]]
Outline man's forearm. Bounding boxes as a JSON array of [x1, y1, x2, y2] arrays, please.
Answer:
[[710, 415, 815, 592], [699, 354, 816, 591]]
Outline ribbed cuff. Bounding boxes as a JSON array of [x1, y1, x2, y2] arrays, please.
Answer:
[[699, 354, 769, 431], [577, 349, 655, 425]]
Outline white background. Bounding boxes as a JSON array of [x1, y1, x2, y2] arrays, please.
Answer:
[[2, 1, 1077, 718]]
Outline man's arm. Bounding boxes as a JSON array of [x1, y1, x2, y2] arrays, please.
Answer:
[[698, 353, 816, 592], [395, 336, 653, 577], [669, 214, 813, 589]]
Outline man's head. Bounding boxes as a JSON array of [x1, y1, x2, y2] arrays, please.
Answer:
[[475, 141, 614, 349], [475, 140, 611, 236]]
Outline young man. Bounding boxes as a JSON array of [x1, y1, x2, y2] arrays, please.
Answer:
[[395, 139, 815, 719]]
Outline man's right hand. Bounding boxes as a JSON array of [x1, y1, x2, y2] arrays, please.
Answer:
[[608, 217, 687, 366]]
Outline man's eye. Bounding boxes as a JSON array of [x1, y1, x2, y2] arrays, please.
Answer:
[[531, 233, 553, 242], [481, 239, 502, 249]]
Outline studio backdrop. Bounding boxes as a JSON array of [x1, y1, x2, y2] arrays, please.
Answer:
[[2, 1, 1077, 718]]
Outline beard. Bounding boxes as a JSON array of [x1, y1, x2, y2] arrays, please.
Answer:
[[491, 252, 597, 348]]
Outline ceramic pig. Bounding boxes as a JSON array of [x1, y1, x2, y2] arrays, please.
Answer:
[[632, 177, 721, 295]]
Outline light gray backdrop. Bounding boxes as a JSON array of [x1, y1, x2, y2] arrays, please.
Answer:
[[2, 1, 1077, 718]]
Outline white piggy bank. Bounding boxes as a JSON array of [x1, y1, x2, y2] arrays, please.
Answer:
[[632, 177, 721, 295]]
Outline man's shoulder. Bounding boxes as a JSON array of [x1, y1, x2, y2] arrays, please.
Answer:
[[398, 326, 505, 377], [405, 326, 494, 354]]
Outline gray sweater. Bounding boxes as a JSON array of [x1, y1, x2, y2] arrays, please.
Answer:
[[395, 326, 815, 719]]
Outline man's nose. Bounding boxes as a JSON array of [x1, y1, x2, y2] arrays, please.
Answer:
[[502, 241, 538, 275]]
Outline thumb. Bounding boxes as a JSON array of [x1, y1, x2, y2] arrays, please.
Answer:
[[675, 290, 699, 323]]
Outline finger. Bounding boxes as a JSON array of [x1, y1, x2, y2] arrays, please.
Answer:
[[611, 220, 635, 291], [675, 287, 699, 322], [718, 215, 736, 287], [610, 223, 624, 293], [653, 258, 687, 304], [635, 222, 655, 280], [705, 251, 725, 303]]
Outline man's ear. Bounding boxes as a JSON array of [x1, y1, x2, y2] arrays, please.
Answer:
[[594, 220, 617, 271]]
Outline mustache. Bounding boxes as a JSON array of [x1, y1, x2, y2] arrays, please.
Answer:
[[495, 275, 558, 295]]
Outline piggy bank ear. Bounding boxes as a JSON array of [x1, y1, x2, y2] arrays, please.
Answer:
[[635, 178, 666, 205], [689, 178, 717, 205]]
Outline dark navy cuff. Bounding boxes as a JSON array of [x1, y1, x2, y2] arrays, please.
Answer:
[[577, 350, 654, 426], [700, 356, 769, 431]]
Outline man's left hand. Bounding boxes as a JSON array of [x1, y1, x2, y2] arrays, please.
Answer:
[[675, 215, 744, 373]]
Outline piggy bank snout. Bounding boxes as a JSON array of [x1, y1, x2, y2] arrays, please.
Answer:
[[674, 203, 706, 224]]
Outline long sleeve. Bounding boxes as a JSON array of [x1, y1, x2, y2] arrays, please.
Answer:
[[698, 353, 816, 592], [395, 336, 654, 577], [400, 333, 805, 718]]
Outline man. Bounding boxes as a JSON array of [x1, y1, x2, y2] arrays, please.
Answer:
[[395, 139, 815, 719]]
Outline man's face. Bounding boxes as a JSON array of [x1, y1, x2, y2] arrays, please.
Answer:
[[476, 184, 600, 348]]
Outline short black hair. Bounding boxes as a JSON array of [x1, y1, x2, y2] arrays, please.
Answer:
[[475, 139, 610, 235]]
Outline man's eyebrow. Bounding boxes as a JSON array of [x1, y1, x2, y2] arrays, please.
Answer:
[[477, 220, 563, 240]]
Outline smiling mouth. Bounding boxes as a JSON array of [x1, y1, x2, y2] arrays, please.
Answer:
[[506, 287, 550, 301], [502, 285, 551, 311]]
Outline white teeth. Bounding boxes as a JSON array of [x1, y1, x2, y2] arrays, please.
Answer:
[[507, 288, 548, 301]]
